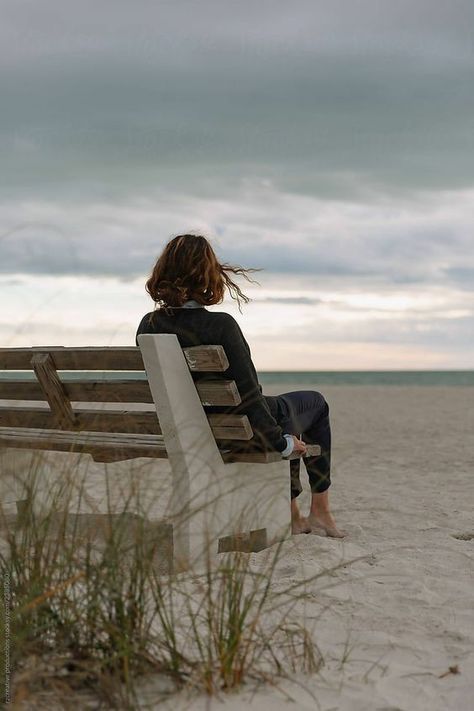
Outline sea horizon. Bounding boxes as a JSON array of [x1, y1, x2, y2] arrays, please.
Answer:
[[258, 370, 474, 386]]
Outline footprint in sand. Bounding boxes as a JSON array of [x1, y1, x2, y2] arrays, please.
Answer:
[[451, 532, 474, 541]]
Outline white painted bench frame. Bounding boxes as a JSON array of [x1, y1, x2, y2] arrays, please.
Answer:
[[138, 334, 290, 566]]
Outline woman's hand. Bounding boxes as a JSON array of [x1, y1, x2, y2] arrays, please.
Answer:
[[291, 436, 307, 457]]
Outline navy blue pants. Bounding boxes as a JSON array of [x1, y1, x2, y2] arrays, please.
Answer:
[[264, 391, 331, 499]]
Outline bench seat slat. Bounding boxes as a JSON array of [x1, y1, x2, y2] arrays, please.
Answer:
[[0, 407, 253, 441], [220, 450, 282, 464], [0, 427, 165, 445], [0, 427, 168, 462], [0, 345, 228, 373], [0, 379, 241, 406], [0, 426, 279, 464]]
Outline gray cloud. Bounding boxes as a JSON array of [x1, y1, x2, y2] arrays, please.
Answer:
[[255, 297, 323, 305], [1, 1, 473, 202], [0, 187, 472, 295], [2, 1, 473, 63], [443, 267, 474, 289], [306, 313, 474, 348]]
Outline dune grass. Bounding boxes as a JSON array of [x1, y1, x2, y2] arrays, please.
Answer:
[[0, 460, 324, 709]]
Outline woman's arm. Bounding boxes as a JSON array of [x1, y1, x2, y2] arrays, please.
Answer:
[[217, 314, 289, 453]]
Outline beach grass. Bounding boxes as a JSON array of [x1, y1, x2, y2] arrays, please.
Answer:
[[0, 460, 324, 709]]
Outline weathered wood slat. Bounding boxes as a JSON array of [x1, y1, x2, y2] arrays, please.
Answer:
[[183, 345, 229, 372], [219, 449, 282, 464], [31, 353, 76, 427], [218, 528, 267, 553], [0, 428, 168, 462], [0, 345, 228, 372], [0, 427, 165, 445], [0, 378, 241, 406], [0, 407, 253, 440], [0, 379, 153, 402], [196, 380, 241, 406], [0, 347, 144, 371], [0, 407, 159, 433], [207, 414, 252, 440], [0, 425, 277, 463]]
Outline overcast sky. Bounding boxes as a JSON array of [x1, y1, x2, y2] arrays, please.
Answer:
[[1, 0, 473, 369]]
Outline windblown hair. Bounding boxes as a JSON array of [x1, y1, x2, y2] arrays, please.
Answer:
[[145, 234, 259, 311]]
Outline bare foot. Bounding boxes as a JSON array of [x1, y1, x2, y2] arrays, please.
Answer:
[[307, 512, 346, 538], [308, 523, 328, 537], [291, 517, 312, 535]]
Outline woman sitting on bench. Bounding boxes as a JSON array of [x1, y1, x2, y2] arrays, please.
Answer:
[[136, 234, 344, 538]]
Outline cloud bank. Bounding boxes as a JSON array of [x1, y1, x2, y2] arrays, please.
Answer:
[[1, 0, 473, 201], [1, 185, 472, 289]]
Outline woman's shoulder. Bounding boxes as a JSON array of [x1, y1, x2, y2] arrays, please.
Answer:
[[137, 311, 156, 332], [205, 309, 237, 323], [136, 308, 241, 340], [204, 310, 242, 333]]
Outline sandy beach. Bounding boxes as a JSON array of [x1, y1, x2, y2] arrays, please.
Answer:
[[151, 383, 474, 710], [2, 383, 473, 710]]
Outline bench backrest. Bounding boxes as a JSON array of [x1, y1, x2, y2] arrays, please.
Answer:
[[0, 345, 255, 462]]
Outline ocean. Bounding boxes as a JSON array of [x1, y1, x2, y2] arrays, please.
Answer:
[[258, 371, 474, 386]]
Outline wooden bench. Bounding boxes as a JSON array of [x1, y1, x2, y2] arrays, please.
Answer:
[[0, 335, 319, 567]]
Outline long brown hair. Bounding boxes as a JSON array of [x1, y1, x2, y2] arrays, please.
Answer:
[[145, 234, 259, 311]]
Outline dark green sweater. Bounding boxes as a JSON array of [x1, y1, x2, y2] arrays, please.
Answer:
[[136, 308, 287, 453]]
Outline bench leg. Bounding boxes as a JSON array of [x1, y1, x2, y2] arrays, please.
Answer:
[[218, 528, 268, 553], [186, 458, 290, 564]]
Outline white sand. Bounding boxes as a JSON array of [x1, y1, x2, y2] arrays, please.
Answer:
[[2, 385, 474, 709], [156, 384, 474, 710]]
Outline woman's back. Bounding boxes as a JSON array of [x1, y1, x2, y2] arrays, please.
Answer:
[[136, 304, 287, 452], [137, 306, 239, 350]]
